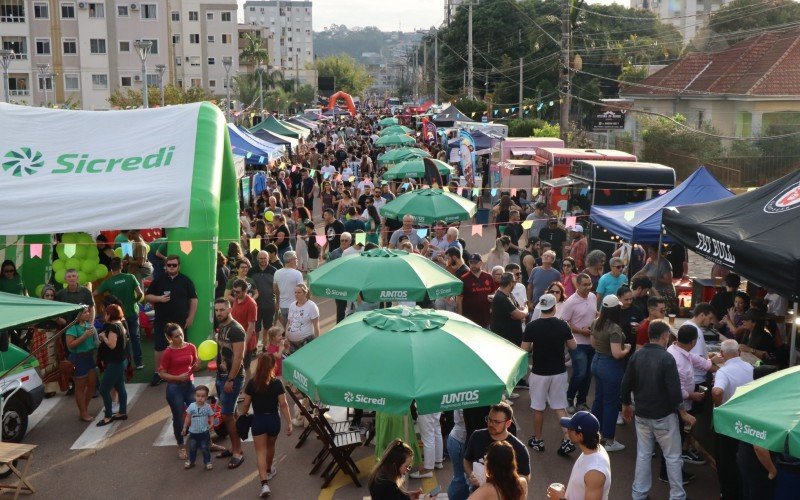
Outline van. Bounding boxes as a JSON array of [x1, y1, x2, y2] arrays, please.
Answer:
[[0, 342, 45, 443]]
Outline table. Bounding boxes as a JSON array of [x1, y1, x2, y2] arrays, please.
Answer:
[[0, 443, 36, 500]]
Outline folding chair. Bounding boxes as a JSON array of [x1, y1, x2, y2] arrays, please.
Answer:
[[316, 415, 363, 488]]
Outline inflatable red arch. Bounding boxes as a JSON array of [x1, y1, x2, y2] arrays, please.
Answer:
[[328, 91, 357, 116]]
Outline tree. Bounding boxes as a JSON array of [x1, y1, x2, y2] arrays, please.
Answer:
[[708, 0, 800, 43], [291, 84, 316, 107], [107, 84, 214, 108], [312, 54, 373, 96], [240, 32, 269, 69], [640, 114, 723, 177]]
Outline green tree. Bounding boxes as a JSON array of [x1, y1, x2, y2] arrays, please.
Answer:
[[708, 0, 800, 43], [239, 32, 269, 69], [313, 54, 373, 96], [107, 84, 214, 108], [640, 114, 723, 177], [291, 84, 316, 107]]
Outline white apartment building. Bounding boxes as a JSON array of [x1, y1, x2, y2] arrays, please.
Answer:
[[0, 0, 238, 109], [630, 0, 732, 44], [242, 0, 314, 86]]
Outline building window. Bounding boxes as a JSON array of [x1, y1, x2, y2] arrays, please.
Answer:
[[249, 7, 254, 11], [121, 76, 132, 87], [140, 38, 158, 54], [2, 38, 27, 59], [221, 34, 231, 44], [189, 34, 199, 44], [0, 1, 25, 22], [208, 57, 215, 65], [90, 38, 106, 54], [188, 10, 198, 21], [174, 56, 181, 66], [37, 76, 53, 91], [190, 78, 201, 87], [88, 3, 104, 18], [117, 4, 127, 16], [64, 73, 80, 90], [146, 74, 159, 86], [207, 35, 215, 43], [209, 79, 216, 87], [60, 2, 75, 18], [172, 34, 180, 44], [221, 11, 231, 21], [189, 57, 200, 67], [171, 10, 179, 21], [92, 74, 108, 89], [34, 3, 49, 19], [62, 38, 77, 54], [35, 38, 51, 55], [177, 79, 183, 87], [141, 3, 156, 19], [697, 110, 705, 127], [206, 12, 213, 20], [119, 40, 130, 52]]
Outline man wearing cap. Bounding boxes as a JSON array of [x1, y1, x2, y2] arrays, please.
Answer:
[[546, 411, 611, 500], [538, 218, 568, 259], [525, 202, 548, 240], [457, 254, 494, 328], [568, 225, 587, 271], [522, 293, 577, 456]]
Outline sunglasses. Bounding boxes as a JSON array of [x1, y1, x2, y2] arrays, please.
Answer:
[[165, 263, 179, 268], [613, 265, 623, 269]]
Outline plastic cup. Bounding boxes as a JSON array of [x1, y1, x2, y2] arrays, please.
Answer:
[[549, 483, 565, 495], [668, 314, 676, 325], [163, 291, 171, 297], [714, 276, 722, 287]]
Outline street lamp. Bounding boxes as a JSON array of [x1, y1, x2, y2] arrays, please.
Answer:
[[257, 63, 264, 114], [0, 49, 13, 103], [222, 56, 233, 122], [155, 64, 166, 107], [36, 63, 50, 107], [133, 40, 153, 108]]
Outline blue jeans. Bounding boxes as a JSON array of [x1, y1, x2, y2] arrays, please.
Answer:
[[188, 431, 211, 465], [99, 360, 127, 419], [590, 354, 624, 440], [632, 414, 685, 500], [126, 313, 142, 367], [567, 344, 594, 406], [447, 434, 469, 500], [166, 381, 195, 446]]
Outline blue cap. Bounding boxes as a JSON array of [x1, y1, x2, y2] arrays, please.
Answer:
[[560, 411, 600, 434], [467, 253, 482, 262]]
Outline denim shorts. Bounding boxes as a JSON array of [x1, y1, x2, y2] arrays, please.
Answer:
[[69, 351, 97, 378], [215, 376, 243, 415], [251, 413, 281, 437]]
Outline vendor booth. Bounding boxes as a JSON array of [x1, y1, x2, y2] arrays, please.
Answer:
[[226, 124, 283, 164], [431, 104, 474, 127], [0, 102, 239, 344]]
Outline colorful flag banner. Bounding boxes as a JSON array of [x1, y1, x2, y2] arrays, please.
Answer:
[[249, 239, 260, 253], [472, 225, 483, 236], [120, 242, 133, 258], [63, 243, 77, 258], [180, 240, 192, 254], [565, 216, 577, 228], [354, 233, 366, 246], [416, 228, 428, 239], [30, 243, 43, 259]]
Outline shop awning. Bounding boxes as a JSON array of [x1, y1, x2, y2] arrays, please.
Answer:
[[511, 149, 536, 156], [0, 292, 85, 331]]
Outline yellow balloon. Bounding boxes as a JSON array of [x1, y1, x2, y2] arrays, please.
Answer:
[[197, 340, 218, 361], [264, 210, 274, 222]]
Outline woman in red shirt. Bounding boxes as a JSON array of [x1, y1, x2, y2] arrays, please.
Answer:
[[158, 323, 200, 460]]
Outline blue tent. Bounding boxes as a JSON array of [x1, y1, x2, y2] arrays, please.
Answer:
[[227, 124, 283, 164], [589, 166, 733, 243]]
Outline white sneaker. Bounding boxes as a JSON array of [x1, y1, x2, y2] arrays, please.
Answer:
[[266, 467, 277, 480], [616, 414, 624, 425], [604, 441, 625, 452], [508, 392, 520, 400], [259, 483, 271, 497], [409, 470, 433, 478], [434, 462, 444, 470]]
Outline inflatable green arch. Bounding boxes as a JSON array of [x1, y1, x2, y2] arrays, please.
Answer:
[[0, 102, 239, 345]]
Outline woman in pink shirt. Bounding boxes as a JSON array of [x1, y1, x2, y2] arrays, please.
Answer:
[[158, 323, 200, 460], [561, 257, 578, 297]]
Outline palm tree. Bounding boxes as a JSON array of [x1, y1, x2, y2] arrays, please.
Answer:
[[239, 32, 269, 71]]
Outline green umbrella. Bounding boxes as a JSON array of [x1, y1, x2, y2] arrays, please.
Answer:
[[377, 147, 431, 166], [713, 365, 800, 455], [283, 307, 528, 415], [308, 248, 463, 302], [379, 125, 413, 136], [378, 117, 399, 127], [380, 188, 477, 224], [382, 158, 455, 180], [374, 134, 416, 147]]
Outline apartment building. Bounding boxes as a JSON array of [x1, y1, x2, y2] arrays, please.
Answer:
[[629, 0, 732, 44], [237, 22, 270, 74], [0, 0, 238, 109], [242, 0, 314, 86]]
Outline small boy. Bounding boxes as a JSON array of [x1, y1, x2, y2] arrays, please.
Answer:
[[183, 385, 214, 470]]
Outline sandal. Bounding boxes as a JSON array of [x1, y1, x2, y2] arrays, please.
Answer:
[[216, 449, 233, 459], [177, 447, 188, 460], [227, 455, 245, 469], [96, 417, 115, 427]]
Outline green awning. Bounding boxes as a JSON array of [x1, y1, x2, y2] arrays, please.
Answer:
[[0, 291, 85, 331], [249, 115, 301, 139]]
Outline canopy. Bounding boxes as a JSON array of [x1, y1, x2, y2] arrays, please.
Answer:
[[249, 115, 300, 139], [374, 134, 415, 147], [448, 129, 493, 151], [277, 118, 311, 139], [590, 167, 733, 243], [380, 188, 477, 224], [0, 292, 85, 331], [663, 169, 800, 299], [432, 104, 474, 127], [250, 127, 297, 149], [287, 117, 318, 132], [382, 158, 454, 181], [226, 124, 283, 163]]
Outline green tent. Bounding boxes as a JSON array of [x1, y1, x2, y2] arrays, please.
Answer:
[[250, 115, 301, 139], [0, 292, 84, 331], [277, 119, 310, 139]]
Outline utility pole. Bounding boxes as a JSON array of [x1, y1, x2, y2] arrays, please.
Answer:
[[413, 48, 419, 102], [422, 37, 428, 99], [467, 1, 474, 99], [434, 31, 439, 104], [518, 57, 524, 118], [559, 0, 571, 144]]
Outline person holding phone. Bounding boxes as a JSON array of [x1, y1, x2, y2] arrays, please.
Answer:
[[96, 304, 129, 427], [369, 439, 438, 499], [65, 308, 98, 422]]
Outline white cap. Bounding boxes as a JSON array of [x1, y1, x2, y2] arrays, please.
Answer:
[[601, 294, 621, 308], [571, 225, 584, 233], [535, 293, 557, 311]]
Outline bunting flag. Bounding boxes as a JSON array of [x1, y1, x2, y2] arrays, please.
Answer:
[[120, 242, 133, 257], [323, 172, 331, 179], [245, 152, 253, 159], [472, 188, 480, 197], [315, 234, 327, 247], [490, 188, 497, 196], [354, 233, 366, 246], [457, 187, 463, 196], [349, 176, 356, 182], [565, 216, 577, 228], [521, 220, 533, 230], [180, 240, 193, 254], [510, 188, 517, 196], [422, 184, 430, 189], [249, 239, 260, 253], [580, 188, 589, 196], [29, 243, 43, 259], [658, 189, 668, 195], [291, 165, 297, 172], [63, 243, 77, 258], [531, 188, 539, 196], [310, 169, 317, 176], [416, 228, 428, 239], [402, 183, 410, 190], [472, 224, 483, 236], [623, 211, 635, 222]]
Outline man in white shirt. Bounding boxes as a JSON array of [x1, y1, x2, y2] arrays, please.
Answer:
[[427, 222, 449, 260], [684, 303, 716, 385], [272, 251, 304, 327], [558, 273, 598, 413], [712, 339, 753, 500]]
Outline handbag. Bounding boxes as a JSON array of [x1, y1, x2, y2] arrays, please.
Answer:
[[236, 413, 252, 440]]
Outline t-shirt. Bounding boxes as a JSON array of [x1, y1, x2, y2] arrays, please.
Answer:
[[490, 290, 522, 345], [368, 478, 410, 500], [98, 321, 127, 364], [566, 447, 611, 500], [231, 295, 258, 348], [147, 273, 198, 325], [596, 272, 628, 298], [225, 275, 257, 297], [713, 357, 753, 404], [96, 272, 140, 319], [325, 219, 346, 252], [273, 268, 304, 309], [591, 320, 625, 357], [186, 402, 214, 434], [216, 319, 246, 379], [464, 430, 531, 477], [0, 275, 25, 295], [523, 317, 574, 375], [286, 300, 319, 342], [558, 292, 598, 346], [538, 227, 568, 258], [528, 266, 561, 305], [248, 264, 277, 308], [460, 271, 494, 327], [244, 378, 285, 414], [503, 223, 524, 255], [56, 285, 94, 315], [710, 290, 735, 323], [159, 343, 198, 381], [686, 319, 710, 384], [266, 343, 283, 376], [389, 228, 421, 248], [66, 322, 96, 354]]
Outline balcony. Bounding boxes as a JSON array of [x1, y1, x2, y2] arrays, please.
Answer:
[[9, 89, 30, 96], [0, 2, 25, 22]]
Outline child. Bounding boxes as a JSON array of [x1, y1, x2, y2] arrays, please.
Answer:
[[265, 326, 285, 378], [182, 385, 214, 470]]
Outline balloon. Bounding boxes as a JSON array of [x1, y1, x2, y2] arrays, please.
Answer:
[[74, 244, 87, 259], [264, 211, 274, 222], [81, 259, 97, 274], [52, 259, 66, 272], [78, 233, 94, 245], [94, 264, 109, 279], [56, 243, 66, 258], [85, 245, 99, 257], [34, 284, 44, 297], [54, 269, 66, 283], [198, 340, 218, 362], [65, 258, 81, 270], [62, 233, 77, 244], [114, 248, 123, 258]]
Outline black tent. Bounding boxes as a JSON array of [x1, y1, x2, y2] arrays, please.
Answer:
[[662, 169, 800, 300], [432, 104, 474, 127], [250, 128, 293, 147]]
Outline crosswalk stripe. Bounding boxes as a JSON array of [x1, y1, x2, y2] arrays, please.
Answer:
[[27, 395, 64, 435], [70, 383, 146, 450]]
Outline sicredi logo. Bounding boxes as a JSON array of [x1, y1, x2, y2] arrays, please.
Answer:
[[764, 183, 800, 214], [343, 392, 385, 406], [734, 420, 767, 440], [379, 290, 408, 300], [2, 146, 176, 177], [441, 390, 480, 409], [293, 369, 308, 390], [325, 288, 348, 298]]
